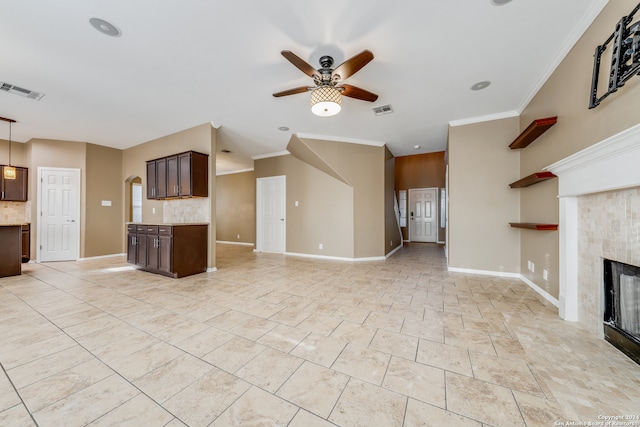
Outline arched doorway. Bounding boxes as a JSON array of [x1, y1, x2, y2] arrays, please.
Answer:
[[125, 175, 142, 223]]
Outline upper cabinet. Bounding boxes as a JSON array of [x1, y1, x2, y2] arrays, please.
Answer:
[[1, 166, 28, 202], [147, 151, 208, 200]]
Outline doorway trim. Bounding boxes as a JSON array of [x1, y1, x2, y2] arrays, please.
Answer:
[[37, 167, 81, 263]]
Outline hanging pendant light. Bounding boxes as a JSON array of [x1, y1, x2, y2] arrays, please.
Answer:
[[2, 117, 16, 180]]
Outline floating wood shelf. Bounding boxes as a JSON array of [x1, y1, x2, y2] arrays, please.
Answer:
[[509, 171, 557, 188], [509, 223, 558, 231], [509, 116, 557, 149]]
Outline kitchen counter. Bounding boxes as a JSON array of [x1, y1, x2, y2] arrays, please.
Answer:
[[125, 222, 209, 226], [0, 224, 23, 277]]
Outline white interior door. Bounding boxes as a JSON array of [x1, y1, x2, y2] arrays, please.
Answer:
[[409, 188, 437, 243], [39, 168, 80, 262], [256, 176, 285, 253]]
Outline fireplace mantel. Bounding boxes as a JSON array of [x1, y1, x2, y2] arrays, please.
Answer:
[[544, 123, 640, 322]]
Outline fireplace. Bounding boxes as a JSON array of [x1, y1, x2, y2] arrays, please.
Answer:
[[544, 123, 640, 349], [603, 259, 640, 365]]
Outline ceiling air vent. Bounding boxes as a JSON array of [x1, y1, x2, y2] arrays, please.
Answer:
[[372, 104, 393, 116], [0, 82, 45, 101]]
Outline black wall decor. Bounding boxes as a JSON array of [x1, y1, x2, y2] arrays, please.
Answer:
[[589, 2, 640, 108]]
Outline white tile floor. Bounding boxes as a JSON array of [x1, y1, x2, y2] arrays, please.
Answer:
[[1, 243, 639, 426]]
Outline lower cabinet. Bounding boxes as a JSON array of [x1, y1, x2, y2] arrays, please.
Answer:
[[127, 223, 207, 278], [21, 224, 30, 263]]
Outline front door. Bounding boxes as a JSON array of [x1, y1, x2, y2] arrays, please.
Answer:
[[256, 176, 286, 253], [409, 188, 437, 243], [39, 168, 80, 262]]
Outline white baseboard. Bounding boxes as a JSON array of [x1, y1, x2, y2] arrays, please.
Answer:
[[447, 266, 521, 278], [285, 252, 386, 262], [78, 253, 126, 261], [447, 266, 560, 308], [216, 240, 255, 247], [385, 244, 403, 259], [519, 275, 560, 307], [206, 267, 218, 273]]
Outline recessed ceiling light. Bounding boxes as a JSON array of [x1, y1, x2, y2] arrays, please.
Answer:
[[221, 149, 232, 154], [491, 0, 513, 5], [89, 18, 121, 37], [414, 145, 421, 150], [278, 126, 290, 131], [471, 81, 491, 91]]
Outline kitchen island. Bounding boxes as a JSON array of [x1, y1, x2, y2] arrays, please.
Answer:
[[126, 223, 208, 278], [0, 224, 23, 277]]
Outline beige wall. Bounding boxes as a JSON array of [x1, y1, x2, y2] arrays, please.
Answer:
[[384, 147, 401, 255], [518, 0, 640, 298], [300, 138, 387, 258], [448, 117, 521, 273], [216, 170, 256, 244], [122, 122, 216, 268], [255, 154, 354, 258], [122, 124, 212, 224], [25, 139, 123, 259], [256, 137, 400, 259], [0, 138, 28, 167], [85, 144, 124, 257], [28, 138, 88, 258]]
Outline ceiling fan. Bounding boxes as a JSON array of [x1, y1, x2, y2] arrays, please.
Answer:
[[273, 50, 378, 116]]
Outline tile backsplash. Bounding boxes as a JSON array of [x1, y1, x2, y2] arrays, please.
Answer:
[[0, 201, 30, 224], [163, 198, 209, 224]]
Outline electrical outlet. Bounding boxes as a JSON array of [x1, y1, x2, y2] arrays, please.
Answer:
[[543, 269, 548, 280], [319, 243, 323, 250], [237, 234, 240, 239], [295, 200, 299, 207], [530, 262, 535, 273], [390, 240, 393, 246]]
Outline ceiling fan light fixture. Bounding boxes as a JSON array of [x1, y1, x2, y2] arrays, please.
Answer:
[[310, 86, 341, 117]]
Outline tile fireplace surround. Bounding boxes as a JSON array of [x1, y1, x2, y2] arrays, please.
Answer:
[[545, 123, 640, 337]]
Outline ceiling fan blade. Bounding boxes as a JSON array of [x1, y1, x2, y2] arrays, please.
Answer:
[[339, 84, 378, 102], [281, 50, 318, 78], [332, 50, 374, 81], [272, 86, 311, 97]]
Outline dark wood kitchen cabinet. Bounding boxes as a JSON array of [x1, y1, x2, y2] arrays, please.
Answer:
[[0, 225, 21, 277], [146, 151, 208, 200], [126, 223, 207, 278], [1, 165, 28, 201], [146, 158, 167, 199], [21, 223, 30, 262], [127, 224, 137, 264], [127, 224, 149, 266]]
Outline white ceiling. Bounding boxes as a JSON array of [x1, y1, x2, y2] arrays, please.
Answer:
[[0, 0, 608, 173]]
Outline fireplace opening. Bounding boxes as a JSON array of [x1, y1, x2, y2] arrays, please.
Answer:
[[603, 259, 640, 365]]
